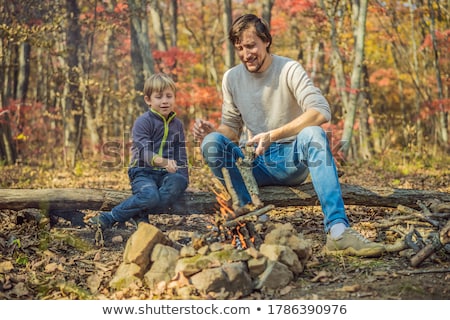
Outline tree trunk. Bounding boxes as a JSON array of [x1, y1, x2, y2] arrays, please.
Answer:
[[1, 185, 448, 215], [16, 42, 31, 103], [408, 0, 423, 150], [261, 0, 275, 25], [0, 112, 17, 165], [64, 0, 83, 168], [223, 0, 234, 69], [341, 0, 368, 158], [129, 0, 155, 113], [358, 64, 372, 159], [427, 0, 448, 147], [320, 0, 349, 122], [76, 0, 100, 155], [149, 0, 168, 51], [169, 0, 178, 48]]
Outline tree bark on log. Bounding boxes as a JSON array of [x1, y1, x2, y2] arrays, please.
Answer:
[[1, 184, 449, 215]]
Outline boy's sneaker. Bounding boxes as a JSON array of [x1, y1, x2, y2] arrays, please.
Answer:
[[87, 212, 113, 231], [324, 228, 385, 257], [131, 214, 149, 227]]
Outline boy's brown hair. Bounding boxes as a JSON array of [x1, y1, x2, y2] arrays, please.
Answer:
[[143, 73, 176, 98]]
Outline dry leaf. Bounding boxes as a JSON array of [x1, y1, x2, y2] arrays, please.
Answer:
[[111, 235, 124, 243], [87, 273, 102, 293], [44, 262, 64, 273], [337, 284, 361, 292], [279, 285, 294, 296], [0, 261, 14, 273], [311, 270, 331, 282], [93, 251, 102, 261], [10, 282, 29, 297], [168, 272, 190, 289]]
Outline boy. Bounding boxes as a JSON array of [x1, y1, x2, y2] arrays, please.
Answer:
[[89, 73, 189, 230]]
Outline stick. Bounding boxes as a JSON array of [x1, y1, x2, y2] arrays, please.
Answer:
[[221, 167, 240, 210], [397, 204, 440, 227], [236, 146, 263, 208], [224, 204, 275, 227]]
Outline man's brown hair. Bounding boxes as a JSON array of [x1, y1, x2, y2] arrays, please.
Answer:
[[228, 14, 272, 52]]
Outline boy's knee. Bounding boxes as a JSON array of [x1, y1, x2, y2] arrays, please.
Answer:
[[136, 186, 160, 206]]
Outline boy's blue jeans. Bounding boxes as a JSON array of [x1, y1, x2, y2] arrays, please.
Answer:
[[110, 167, 188, 223], [201, 126, 349, 233]]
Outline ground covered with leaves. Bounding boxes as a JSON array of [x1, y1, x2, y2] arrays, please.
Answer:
[[0, 154, 449, 300]]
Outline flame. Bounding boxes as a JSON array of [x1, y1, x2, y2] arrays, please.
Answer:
[[210, 177, 255, 249]]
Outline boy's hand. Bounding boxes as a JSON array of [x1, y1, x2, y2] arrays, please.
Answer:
[[153, 156, 178, 173], [165, 159, 178, 173]]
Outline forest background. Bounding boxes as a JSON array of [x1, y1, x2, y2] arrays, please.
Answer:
[[0, 0, 449, 190]]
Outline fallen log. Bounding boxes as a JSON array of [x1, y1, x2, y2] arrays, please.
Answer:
[[1, 184, 449, 214]]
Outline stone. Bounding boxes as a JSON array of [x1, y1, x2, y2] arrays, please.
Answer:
[[254, 260, 294, 290], [144, 244, 179, 288], [259, 243, 304, 275], [109, 262, 143, 290], [222, 262, 253, 297], [122, 223, 171, 275], [247, 256, 267, 277]]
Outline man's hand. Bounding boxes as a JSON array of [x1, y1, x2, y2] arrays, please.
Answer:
[[193, 119, 214, 141], [247, 131, 271, 156]]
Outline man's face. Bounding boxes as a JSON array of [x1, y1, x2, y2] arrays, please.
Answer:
[[234, 26, 270, 73]]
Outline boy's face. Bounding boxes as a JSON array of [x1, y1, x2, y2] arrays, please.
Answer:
[[144, 88, 175, 118]]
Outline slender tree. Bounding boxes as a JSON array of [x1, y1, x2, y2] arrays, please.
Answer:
[[340, 0, 368, 158], [64, 0, 83, 168], [169, 0, 178, 47], [149, 0, 168, 51], [427, 0, 448, 147], [128, 0, 155, 113], [223, 0, 234, 69], [261, 0, 275, 25]]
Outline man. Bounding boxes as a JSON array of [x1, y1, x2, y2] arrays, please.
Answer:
[[193, 14, 384, 257]]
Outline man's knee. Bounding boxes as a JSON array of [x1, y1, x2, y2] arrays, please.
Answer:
[[201, 132, 223, 151], [201, 132, 228, 165], [299, 126, 326, 140]]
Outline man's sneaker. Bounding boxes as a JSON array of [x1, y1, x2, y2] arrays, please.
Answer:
[[324, 228, 385, 257], [87, 212, 113, 231]]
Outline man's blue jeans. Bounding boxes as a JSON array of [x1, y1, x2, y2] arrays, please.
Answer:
[[110, 167, 188, 223], [201, 126, 349, 232]]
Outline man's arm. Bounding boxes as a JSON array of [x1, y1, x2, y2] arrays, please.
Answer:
[[269, 109, 327, 141], [248, 109, 328, 156], [216, 123, 240, 142]]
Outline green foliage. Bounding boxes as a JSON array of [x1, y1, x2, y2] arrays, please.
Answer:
[[15, 255, 29, 266]]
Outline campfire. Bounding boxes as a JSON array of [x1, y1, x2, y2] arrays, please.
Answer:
[[205, 146, 275, 250]]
